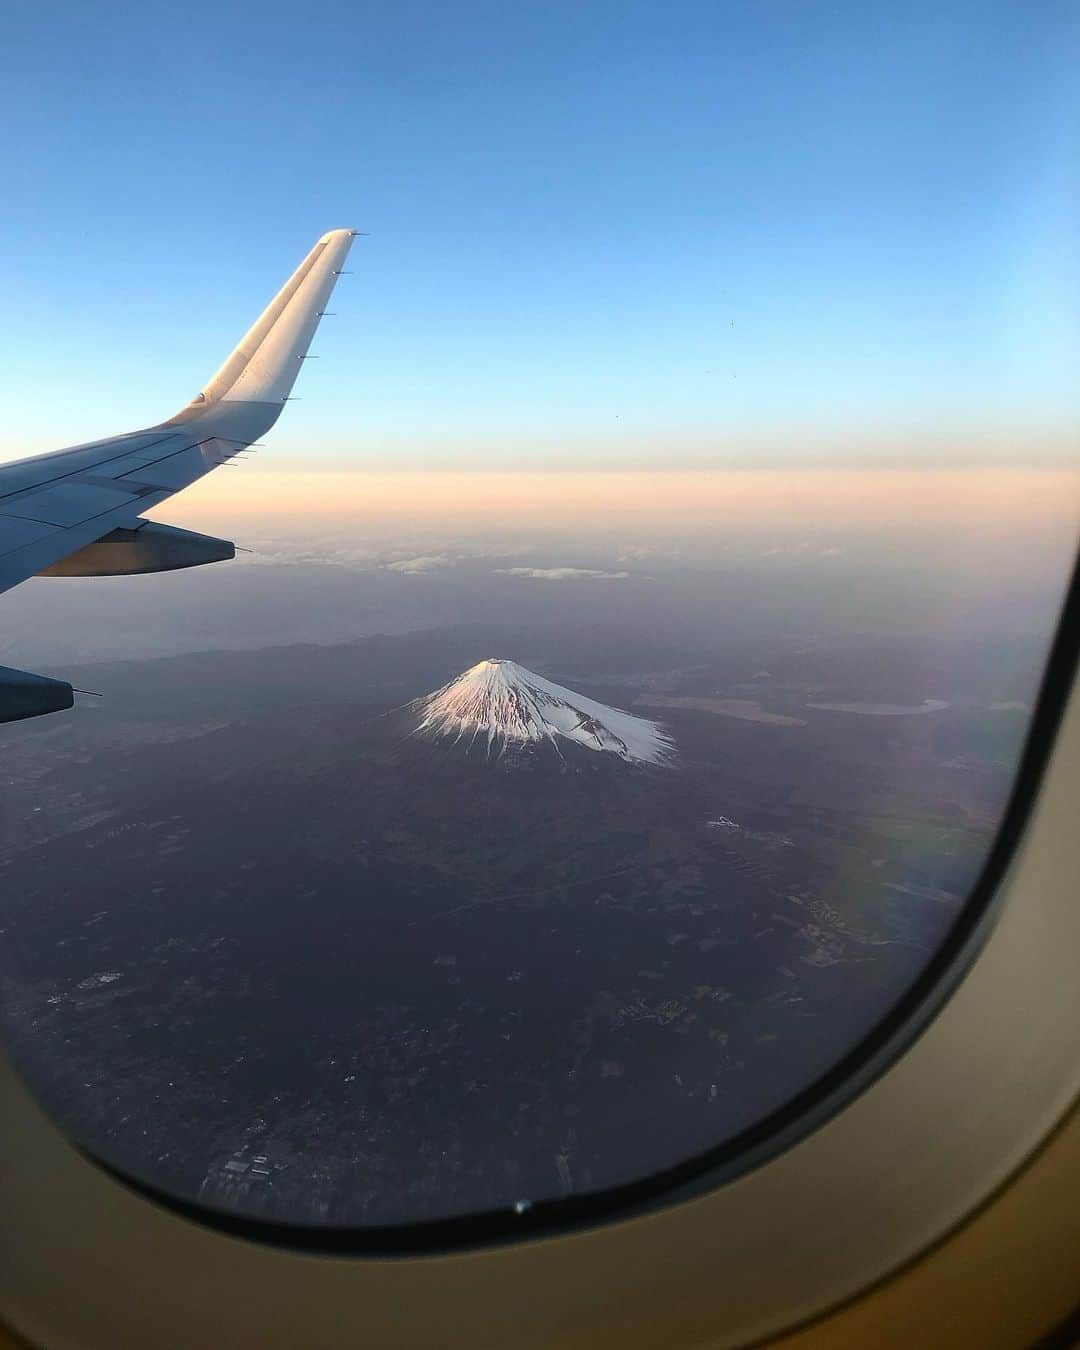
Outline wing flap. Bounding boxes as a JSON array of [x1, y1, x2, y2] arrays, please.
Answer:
[[117, 442, 227, 492], [4, 481, 143, 528], [0, 517, 62, 556], [0, 431, 185, 500], [92, 440, 193, 479], [0, 489, 172, 594]]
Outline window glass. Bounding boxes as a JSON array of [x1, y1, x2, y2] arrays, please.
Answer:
[[1, 3, 1077, 1231]]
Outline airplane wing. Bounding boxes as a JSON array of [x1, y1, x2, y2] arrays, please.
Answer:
[[0, 228, 358, 723]]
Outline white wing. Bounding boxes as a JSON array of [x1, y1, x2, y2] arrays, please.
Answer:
[[0, 228, 357, 722]]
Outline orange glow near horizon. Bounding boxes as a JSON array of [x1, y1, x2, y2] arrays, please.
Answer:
[[150, 467, 1080, 537]]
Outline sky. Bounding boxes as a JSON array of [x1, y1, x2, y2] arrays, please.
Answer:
[[1, 1, 1078, 471]]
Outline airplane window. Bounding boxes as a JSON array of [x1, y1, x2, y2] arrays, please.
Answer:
[[0, 4, 1077, 1243]]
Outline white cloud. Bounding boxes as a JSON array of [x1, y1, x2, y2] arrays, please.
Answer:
[[236, 539, 381, 567], [384, 554, 452, 574], [615, 543, 680, 563], [761, 541, 846, 559], [493, 567, 630, 581]]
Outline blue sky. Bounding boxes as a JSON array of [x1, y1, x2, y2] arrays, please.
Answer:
[[1, 0, 1077, 469]]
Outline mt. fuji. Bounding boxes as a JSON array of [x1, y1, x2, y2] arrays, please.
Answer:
[[410, 659, 676, 766]]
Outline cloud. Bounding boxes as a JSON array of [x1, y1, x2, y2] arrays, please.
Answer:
[[493, 567, 630, 581], [384, 554, 452, 574], [235, 538, 381, 567], [615, 543, 680, 563], [761, 541, 846, 558]]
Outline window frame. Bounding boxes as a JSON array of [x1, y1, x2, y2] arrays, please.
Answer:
[[0, 557, 1078, 1347]]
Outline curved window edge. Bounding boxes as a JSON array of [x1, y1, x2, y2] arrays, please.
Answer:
[[29, 546, 1078, 1257]]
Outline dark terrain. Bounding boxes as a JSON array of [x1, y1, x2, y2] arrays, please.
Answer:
[[0, 619, 1036, 1226]]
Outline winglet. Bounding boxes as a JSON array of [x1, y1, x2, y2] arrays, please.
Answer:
[[167, 228, 358, 423]]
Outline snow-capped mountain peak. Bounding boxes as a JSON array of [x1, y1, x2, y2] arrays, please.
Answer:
[[411, 659, 676, 766]]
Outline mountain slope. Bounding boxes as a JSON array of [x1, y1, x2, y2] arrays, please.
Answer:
[[410, 658, 676, 766]]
